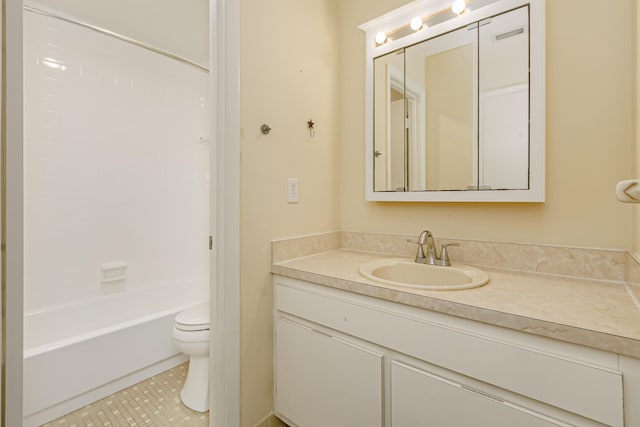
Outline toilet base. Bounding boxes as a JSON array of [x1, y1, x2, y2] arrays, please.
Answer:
[[180, 356, 209, 412]]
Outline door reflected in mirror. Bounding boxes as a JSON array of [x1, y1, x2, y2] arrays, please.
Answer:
[[374, 49, 405, 191], [411, 26, 476, 191]]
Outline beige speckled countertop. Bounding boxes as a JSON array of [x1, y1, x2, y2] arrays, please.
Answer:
[[272, 247, 640, 358]]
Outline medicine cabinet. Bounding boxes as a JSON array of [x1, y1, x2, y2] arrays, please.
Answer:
[[360, 0, 545, 202]]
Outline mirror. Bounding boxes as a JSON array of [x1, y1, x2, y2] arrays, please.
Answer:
[[362, 0, 544, 202], [374, 50, 407, 191]]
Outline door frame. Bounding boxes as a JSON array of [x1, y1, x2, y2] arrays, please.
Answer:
[[1, 1, 242, 425], [3, 0, 25, 425], [210, 1, 241, 426]]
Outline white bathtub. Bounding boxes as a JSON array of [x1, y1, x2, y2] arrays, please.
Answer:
[[23, 282, 207, 427]]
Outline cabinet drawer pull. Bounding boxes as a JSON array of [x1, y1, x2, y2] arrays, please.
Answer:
[[459, 385, 504, 403]]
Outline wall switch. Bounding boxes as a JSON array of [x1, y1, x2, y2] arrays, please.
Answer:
[[288, 178, 299, 203]]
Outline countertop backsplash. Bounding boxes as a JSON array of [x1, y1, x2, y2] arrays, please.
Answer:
[[273, 231, 627, 283]]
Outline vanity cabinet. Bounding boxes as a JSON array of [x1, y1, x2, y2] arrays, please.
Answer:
[[275, 317, 383, 427], [274, 276, 635, 427]]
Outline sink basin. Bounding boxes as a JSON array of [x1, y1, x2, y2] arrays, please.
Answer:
[[359, 258, 489, 290]]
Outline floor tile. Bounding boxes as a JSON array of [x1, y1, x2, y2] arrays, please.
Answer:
[[42, 363, 208, 427]]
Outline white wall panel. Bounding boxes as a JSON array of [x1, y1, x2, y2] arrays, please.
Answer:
[[23, 10, 209, 312]]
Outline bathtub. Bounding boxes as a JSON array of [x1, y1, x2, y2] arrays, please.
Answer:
[[23, 282, 208, 427]]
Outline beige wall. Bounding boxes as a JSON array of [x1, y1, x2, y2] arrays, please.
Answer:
[[339, 0, 635, 249], [240, 0, 340, 425], [239, 0, 637, 423]]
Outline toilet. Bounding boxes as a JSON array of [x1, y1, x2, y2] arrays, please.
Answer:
[[172, 301, 210, 412]]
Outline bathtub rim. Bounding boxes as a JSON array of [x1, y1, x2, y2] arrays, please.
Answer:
[[24, 298, 207, 359]]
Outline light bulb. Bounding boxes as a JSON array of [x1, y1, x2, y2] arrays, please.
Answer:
[[375, 31, 387, 45], [451, 0, 466, 15], [410, 17, 423, 31]]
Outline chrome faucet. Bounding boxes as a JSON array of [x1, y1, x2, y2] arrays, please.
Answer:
[[407, 230, 430, 263], [408, 230, 460, 266]]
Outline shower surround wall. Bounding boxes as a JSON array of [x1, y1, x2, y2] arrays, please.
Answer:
[[22, 7, 209, 424], [24, 9, 209, 311]]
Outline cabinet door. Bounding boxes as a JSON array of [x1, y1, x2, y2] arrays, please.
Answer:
[[275, 318, 383, 427], [391, 361, 567, 427]]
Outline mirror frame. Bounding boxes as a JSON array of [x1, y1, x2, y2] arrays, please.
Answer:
[[359, 0, 545, 202]]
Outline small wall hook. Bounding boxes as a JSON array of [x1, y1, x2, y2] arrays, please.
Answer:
[[260, 124, 272, 135], [307, 119, 315, 137]]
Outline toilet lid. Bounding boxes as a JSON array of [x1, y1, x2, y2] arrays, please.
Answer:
[[175, 302, 210, 331]]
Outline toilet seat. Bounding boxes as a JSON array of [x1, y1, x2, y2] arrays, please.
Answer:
[[174, 302, 210, 332]]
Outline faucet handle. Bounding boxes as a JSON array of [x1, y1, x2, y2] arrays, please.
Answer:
[[439, 243, 460, 266]]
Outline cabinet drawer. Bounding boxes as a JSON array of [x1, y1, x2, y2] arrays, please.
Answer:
[[391, 361, 568, 427], [275, 280, 623, 426]]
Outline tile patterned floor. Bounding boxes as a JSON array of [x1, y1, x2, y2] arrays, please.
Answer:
[[42, 363, 209, 427]]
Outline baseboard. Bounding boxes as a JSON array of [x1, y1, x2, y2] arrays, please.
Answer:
[[253, 412, 289, 427]]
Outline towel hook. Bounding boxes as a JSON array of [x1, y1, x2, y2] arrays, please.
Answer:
[[260, 124, 272, 135], [307, 119, 315, 137]]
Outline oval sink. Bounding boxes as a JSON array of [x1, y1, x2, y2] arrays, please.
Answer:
[[359, 258, 489, 290]]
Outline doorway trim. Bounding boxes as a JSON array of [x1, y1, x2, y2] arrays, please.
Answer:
[[210, 0, 240, 426], [3, 0, 24, 425]]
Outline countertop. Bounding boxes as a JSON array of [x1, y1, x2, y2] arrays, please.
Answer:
[[272, 248, 640, 358]]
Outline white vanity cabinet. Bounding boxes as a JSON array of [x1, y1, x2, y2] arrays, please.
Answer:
[[275, 317, 383, 427], [274, 276, 637, 427]]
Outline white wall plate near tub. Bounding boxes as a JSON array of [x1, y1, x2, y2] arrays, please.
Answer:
[[100, 260, 128, 283], [616, 179, 640, 203]]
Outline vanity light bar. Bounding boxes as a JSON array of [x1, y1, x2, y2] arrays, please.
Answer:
[[377, 6, 449, 45], [374, 0, 500, 47]]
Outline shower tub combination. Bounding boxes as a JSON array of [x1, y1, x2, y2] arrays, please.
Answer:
[[23, 283, 207, 427], [22, 3, 210, 427]]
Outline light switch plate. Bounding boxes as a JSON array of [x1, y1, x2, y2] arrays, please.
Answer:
[[288, 178, 299, 203]]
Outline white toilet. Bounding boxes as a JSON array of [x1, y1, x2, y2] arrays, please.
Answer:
[[172, 301, 210, 412]]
